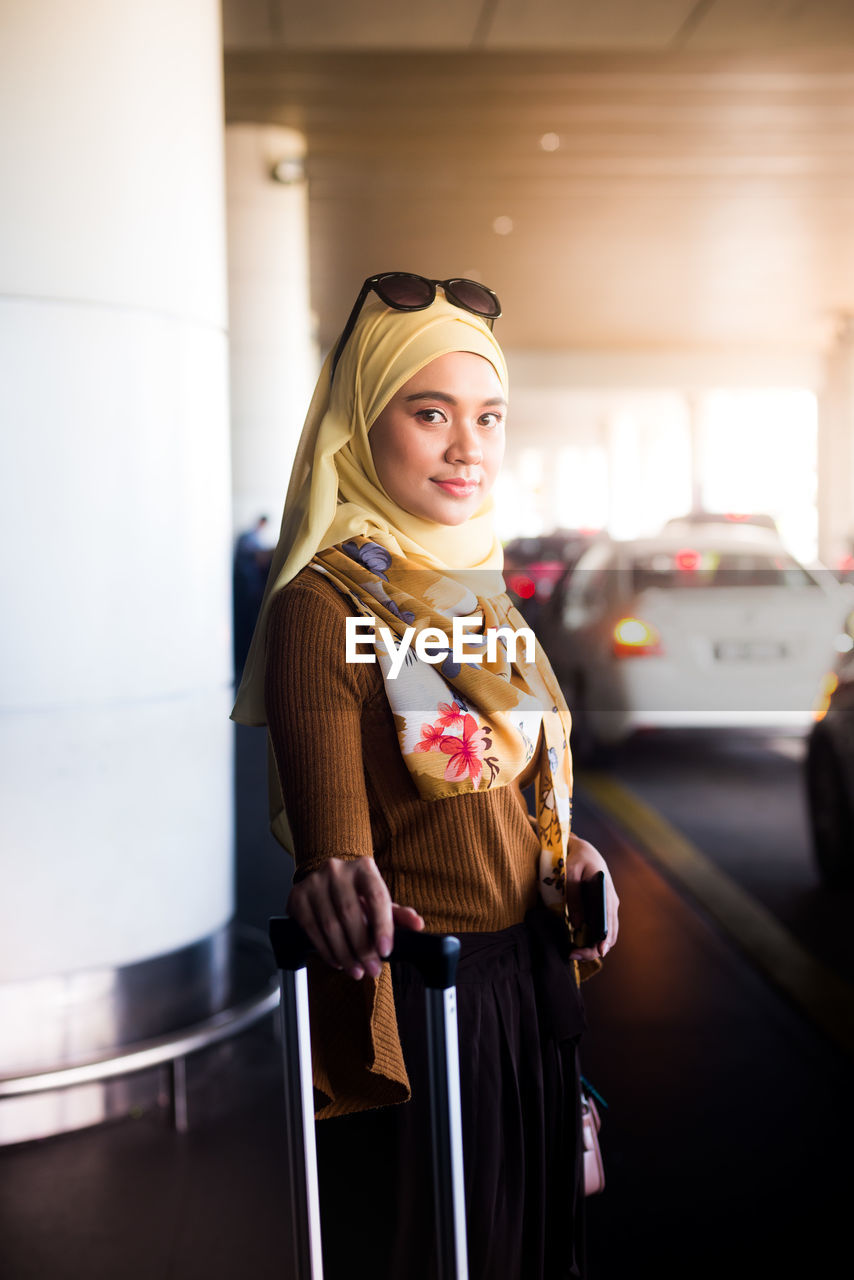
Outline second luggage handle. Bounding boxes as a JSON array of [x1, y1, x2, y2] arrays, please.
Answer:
[[269, 918, 469, 1280], [269, 917, 461, 987]]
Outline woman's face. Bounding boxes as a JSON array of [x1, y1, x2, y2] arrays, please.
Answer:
[[368, 351, 506, 526]]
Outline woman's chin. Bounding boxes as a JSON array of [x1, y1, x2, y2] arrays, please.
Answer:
[[428, 490, 487, 527], [436, 508, 477, 527], [397, 486, 491, 527]]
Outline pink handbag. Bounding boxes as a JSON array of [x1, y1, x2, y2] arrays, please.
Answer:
[[581, 1086, 606, 1195]]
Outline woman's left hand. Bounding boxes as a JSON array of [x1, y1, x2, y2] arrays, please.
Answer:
[[564, 834, 620, 962]]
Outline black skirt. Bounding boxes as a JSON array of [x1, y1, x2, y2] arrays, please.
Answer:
[[315, 904, 587, 1280]]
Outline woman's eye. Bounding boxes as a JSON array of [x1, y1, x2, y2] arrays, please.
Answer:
[[479, 412, 503, 429], [417, 409, 446, 424]]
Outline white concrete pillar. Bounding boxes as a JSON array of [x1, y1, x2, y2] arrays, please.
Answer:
[[685, 393, 705, 514], [225, 124, 318, 538], [542, 438, 565, 531], [606, 410, 643, 539], [818, 316, 854, 568], [0, 0, 233, 1131]]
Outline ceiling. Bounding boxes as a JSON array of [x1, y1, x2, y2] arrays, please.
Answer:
[[222, 3, 854, 353], [223, 1, 854, 54]]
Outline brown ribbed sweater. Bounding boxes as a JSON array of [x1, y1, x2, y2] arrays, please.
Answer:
[[265, 567, 543, 1117]]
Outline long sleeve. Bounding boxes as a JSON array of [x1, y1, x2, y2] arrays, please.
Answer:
[[264, 571, 376, 874], [264, 570, 411, 1117]]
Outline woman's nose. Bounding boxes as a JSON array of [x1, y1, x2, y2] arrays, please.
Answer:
[[446, 421, 482, 464]]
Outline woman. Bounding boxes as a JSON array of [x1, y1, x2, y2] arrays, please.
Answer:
[[232, 274, 619, 1279]]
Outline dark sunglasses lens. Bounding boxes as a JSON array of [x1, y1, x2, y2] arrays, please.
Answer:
[[376, 274, 435, 308], [447, 279, 501, 318]]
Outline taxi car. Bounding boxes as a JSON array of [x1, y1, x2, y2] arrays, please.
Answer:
[[535, 530, 854, 763]]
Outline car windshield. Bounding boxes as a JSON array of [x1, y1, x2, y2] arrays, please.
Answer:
[[630, 549, 817, 591]]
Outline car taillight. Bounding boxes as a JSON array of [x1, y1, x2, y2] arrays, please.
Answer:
[[506, 573, 536, 600], [613, 616, 663, 657], [675, 548, 700, 571]]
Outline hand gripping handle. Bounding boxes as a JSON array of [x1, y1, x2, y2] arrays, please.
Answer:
[[268, 917, 461, 989]]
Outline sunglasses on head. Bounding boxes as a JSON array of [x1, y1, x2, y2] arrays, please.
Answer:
[[329, 272, 502, 383]]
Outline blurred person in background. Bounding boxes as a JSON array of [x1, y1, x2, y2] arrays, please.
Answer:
[[233, 514, 272, 676], [231, 274, 619, 1279]]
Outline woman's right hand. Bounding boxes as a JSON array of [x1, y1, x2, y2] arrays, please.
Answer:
[[286, 856, 425, 981]]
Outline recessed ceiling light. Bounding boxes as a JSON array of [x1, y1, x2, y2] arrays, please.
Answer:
[[270, 157, 305, 185], [493, 216, 514, 236], [540, 132, 560, 152]]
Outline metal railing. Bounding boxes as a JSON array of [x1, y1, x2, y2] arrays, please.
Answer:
[[0, 932, 280, 1133]]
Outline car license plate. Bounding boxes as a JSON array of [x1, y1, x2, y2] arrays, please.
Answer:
[[714, 639, 788, 661]]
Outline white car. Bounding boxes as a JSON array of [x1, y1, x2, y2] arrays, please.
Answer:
[[536, 532, 854, 761]]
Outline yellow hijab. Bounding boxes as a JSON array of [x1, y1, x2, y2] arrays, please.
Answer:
[[231, 292, 509, 728]]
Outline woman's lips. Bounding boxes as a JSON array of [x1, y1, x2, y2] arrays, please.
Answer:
[[432, 478, 479, 497]]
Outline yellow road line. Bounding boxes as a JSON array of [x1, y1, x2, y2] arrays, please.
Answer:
[[580, 772, 854, 1060]]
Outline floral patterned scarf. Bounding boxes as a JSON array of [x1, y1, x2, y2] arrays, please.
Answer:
[[312, 534, 575, 913]]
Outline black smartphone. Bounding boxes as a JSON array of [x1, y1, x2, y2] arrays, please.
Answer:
[[573, 871, 608, 949]]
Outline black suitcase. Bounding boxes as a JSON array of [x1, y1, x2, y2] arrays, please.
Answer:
[[268, 919, 469, 1279]]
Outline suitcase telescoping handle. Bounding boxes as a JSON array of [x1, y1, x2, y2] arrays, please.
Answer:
[[268, 918, 469, 1280]]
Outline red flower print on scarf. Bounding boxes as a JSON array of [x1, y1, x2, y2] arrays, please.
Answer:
[[414, 722, 446, 753], [440, 714, 489, 786], [436, 700, 466, 731]]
